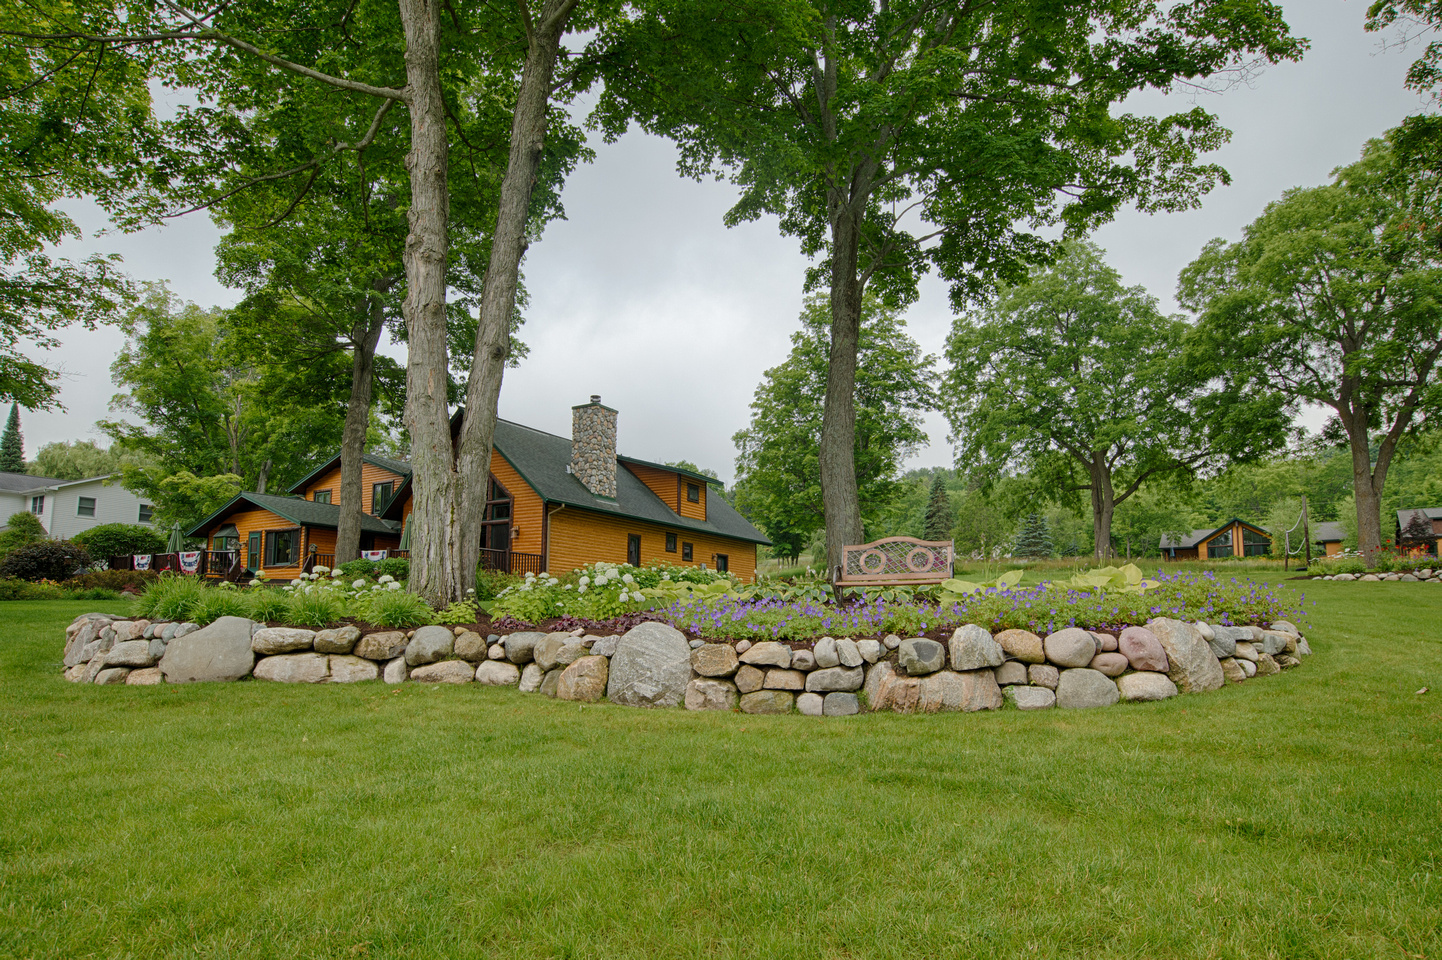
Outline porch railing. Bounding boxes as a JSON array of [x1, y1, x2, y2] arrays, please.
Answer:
[[480, 548, 544, 576]]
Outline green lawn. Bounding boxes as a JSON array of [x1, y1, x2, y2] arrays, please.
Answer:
[[2, 576, 1439, 959]]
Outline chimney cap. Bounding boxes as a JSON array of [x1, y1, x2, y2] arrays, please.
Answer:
[[590, 394, 601, 404]]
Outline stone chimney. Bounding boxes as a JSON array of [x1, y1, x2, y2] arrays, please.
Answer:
[[570, 395, 617, 498]]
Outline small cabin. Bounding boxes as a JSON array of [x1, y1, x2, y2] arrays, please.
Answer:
[[1396, 508, 1442, 557], [1160, 519, 1272, 561], [1312, 521, 1347, 557]]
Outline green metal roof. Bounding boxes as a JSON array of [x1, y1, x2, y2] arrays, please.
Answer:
[[491, 418, 770, 546], [187, 491, 402, 538], [286, 451, 413, 495]]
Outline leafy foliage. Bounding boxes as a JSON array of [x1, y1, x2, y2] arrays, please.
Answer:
[[0, 540, 91, 581], [27, 439, 125, 481], [1013, 514, 1054, 559], [72, 523, 167, 561], [131, 576, 208, 623], [0, 404, 23, 472], [0, 510, 46, 561], [922, 473, 955, 543], [356, 589, 433, 629]]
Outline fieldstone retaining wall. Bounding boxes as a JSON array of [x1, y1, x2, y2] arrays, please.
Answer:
[[1316, 566, 1440, 582], [59, 613, 1312, 714]]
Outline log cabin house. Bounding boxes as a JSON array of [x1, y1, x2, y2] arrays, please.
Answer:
[[1312, 521, 1346, 557], [1159, 518, 1272, 561], [189, 396, 769, 580]]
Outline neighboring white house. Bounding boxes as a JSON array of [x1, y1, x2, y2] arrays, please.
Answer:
[[0, 471, 155, 539]]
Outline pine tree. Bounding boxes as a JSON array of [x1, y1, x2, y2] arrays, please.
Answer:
[[923, 472, 956, 541], [1014, 513, 1054, 558], [0, 405, 24, 473]]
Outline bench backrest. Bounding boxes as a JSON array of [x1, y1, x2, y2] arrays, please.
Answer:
[[835, 537, 954, 584]]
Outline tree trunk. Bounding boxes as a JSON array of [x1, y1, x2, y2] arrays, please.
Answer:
[[1090, 452, 1115, 561], [336, 288, 388, 564], [397, 0, 458, 605], [456, 0, 576, 587], [256, 460, 272, 495], [1345, 413, 1385, 564], [820, 210, 865, 579]]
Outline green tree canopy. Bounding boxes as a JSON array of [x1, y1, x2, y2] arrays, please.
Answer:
[[1180, 137, 1442, 561], [0, 404, 23, 472], [1013, 514, 1054, 559], [946, 242, 1284, 559], [27, 440, 125, 481], [733, 294, 935, 564], [922, 473, 955, 543], [594, 0, 1303, 576]]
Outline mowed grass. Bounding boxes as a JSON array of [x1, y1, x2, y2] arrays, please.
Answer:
[[1, 579, 1439, 960]]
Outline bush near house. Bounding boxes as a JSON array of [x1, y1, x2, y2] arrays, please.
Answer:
[[0, 541, 92, 582], [0, 511, 47, 562], [71, 523, 168, 562]]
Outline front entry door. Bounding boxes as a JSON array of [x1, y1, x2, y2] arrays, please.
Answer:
[[627, 534, 641, 567]]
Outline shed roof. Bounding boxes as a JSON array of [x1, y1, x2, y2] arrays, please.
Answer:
[[1159, 518, 1270, 549], [1312, 521, 1346, 543], [1396, 507, 1442, 529], [187, 491, 401, 538]]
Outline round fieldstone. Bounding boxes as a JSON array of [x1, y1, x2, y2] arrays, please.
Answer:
[[685, 677, 738, 711], [735, 665, 765, 693], [1004, 685, 1056, 710], [405, 626, 455, 667], [1118, 626, 1169, 673], [1116, 671, 1178, 701], [763, 668, 805, 691], [691, 643, 740, 677], [949, 624, 1004, 671], [1055, 668, 1120, 709], [739, 690, 793, 714], [797, 692, 824, 716], [517, 662, 543, 691], [813, 637, 840, 668], [805, 666, 864, 692], [1043, 628, 1097, 668], [835, 638, 863, 668], [790, 648, 816, 671], [1219, 657, 1246, 683], [254, 653, 329, 683], [993, 661, 1028, 686], [409, 659, 474, 684], [739, 641, 792, 669], [1027, 664, 1059, 690], [314, 625, 362, 655], [252, 627, 316, 656], [475, 660, 522, 685], [1089, 652, 1129, 677], [1093, 632, 1118, 652], [502, 631, 546, 665], [823, 692, 860, 716], [557, 656, 609, 701], [329, 655, 379, 683], [606, 622, 692, 708], [994, 629, 1045, 664], [898, 638, 946, 676], [856, 639, 884, 663]]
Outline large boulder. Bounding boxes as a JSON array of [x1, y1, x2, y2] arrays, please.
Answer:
[[1148, 618, 1225, 693], [159, 617, 256, 683], [253, 653, 329, 683], [738, 641, 791, 669], [1043, 628, 1097, 668], [329, 655, 380, 683], [503, 631, 547, 665], [734, 665, 765, 693], [1055, 668, 1120, 709], [405, 626, 455, 666], [918, 670, 1002, 713], [1004, 685, 1056, 710], [105, 640, 157, 668], [1028, 664, 1060, 690], [835, 638, 863, 668], [606, 621, 692, 708], [685, 678, 738, 711], [475, 661, 522, 685], [409, 659, 474, 684], [949, 624, 1004, 671], [764, 668, 806, 691], [533, 632, 577, 671], [354, 631, 408, 661], [805, 666, 864, 693], [1116, 671, 1178, 702], [994, 629, 1045, 664], [824, 692, 860, 716], [252, 627, 315, 655], [994, 661, 1028, 686], [453, 631, 487, 661], [897, 638, 946, 676], [314, 625, 361, 655], [690, 643, 739, 678], [1118, 626, 1170, 673], [1089, 652, 1129, 677], [557, 656, 609, 701]]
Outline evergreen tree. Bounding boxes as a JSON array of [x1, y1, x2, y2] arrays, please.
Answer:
[[923, 473, 956, 542], [0, 405, 24, 472], [1014, 513, 1054, 558]]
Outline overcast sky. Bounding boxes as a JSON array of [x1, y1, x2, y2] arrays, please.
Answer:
[[25, 1, 1433, 484]]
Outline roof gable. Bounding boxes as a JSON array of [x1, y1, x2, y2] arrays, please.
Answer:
[[1160, 518, 1270, 549], [188, 491, 401, 537], [287, 452, 412, 495]]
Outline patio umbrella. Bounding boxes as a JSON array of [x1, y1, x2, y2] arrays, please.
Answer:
[[398, 518, 411, 551], [166, 523, 184, 554]]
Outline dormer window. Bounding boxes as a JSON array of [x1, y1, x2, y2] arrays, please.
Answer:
[[686, 482, 700, 503]]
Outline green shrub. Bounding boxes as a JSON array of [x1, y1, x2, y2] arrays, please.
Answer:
[[0, 511, 47, 562], [432, 599, 479, 625], [359, 589, 433, 629], [193, 590, 248, 624], [286, 589, 347, 628], [473, 568, 521, 602], [0, 540, 92, 581], [377, 557, 409, 581], [61, 569, 160, 592], [72, 523, 168, 562], [132, 575, 207, 622], [68, 587, 123, 601], [338, 559, 377, 579], [246, 589, 292, 623], [0, 577, 64, 600]]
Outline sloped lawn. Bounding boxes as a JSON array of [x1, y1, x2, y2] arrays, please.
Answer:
[[1, 576, 1439, 959]]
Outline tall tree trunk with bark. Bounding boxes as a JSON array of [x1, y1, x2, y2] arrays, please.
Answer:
[[1090, 452, 1115, 560], [456, 0, 578, 585], [336, 287, 388, 564], [820, 208, 866, 579], [397, 0, 459, 605]]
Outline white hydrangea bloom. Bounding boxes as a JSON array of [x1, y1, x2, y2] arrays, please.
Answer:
[[622, 573, 634, 584], [353, 579, 367, 589], [387, 581, 401, 591], [378, 575, 395, 585]]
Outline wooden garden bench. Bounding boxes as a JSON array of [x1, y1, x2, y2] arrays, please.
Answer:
[[833, 536, 955, 589]]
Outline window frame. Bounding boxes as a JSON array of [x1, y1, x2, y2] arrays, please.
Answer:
[[266, 528, 300, 566], [627, 533, 641, 567], [665, 532, 677, 553], [686, 482, 700, 503], [371, 481, 395, 515], [76, 496, 96, 518], [681, 542, 693, 562], [138, 503, 154, 523], [30, 495, 43, 515], [312, 489, 332, 504], [715, 553, 728, 573]]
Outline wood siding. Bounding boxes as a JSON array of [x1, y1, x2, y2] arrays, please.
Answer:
[[677, 478, 706, 521], [491, 453, 546, 555], [300, 461, 408, 513], [204, 507, 305, 574], [624, 463, 681, 513], [546, 508, 757, 580]]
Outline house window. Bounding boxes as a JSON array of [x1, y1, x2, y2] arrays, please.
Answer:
[[138, 504, 154, 523], [665, 533, 677, 553], [715, 553, 728, 573], [1242, 528, 1270, 557], [682, 542, 693, 561], [371, 481, 394, 515], [29, 495, 43, 515], [313, 489, 332, 504], [1206, 530, 1233, 559], [266, 529, 299, 566], [686, 482, 700, 503], [627, 534, 641, 567], [77, 497, 96, 518]]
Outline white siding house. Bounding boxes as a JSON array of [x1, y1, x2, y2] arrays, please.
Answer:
[[0, 472, 155, 539]]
